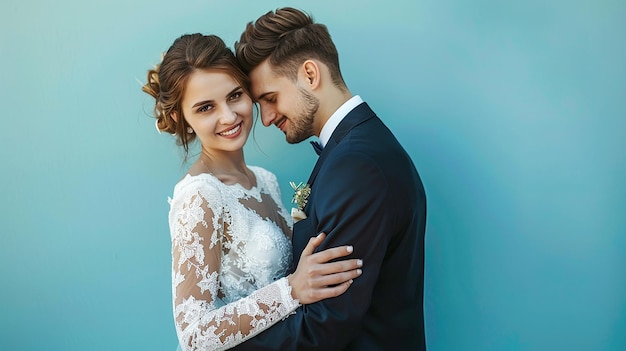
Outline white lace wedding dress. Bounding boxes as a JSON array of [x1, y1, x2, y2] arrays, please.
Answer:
[[168, 166, 300, 351]]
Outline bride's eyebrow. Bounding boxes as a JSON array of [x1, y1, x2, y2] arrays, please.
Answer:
[[191, 87, 242, 108], [192, 99, 213, 108], [226, 86, 243, 96], [191, 85, 243, 108]]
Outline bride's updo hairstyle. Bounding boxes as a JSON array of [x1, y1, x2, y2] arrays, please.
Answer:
[[142, 33, 250, 158]]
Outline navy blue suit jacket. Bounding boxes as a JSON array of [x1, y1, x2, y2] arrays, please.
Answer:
[[233, 102, 427, 350]]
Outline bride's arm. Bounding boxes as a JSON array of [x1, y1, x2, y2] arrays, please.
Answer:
[[170, 187, 361, 351]]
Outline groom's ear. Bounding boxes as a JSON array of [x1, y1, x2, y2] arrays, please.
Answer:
[[301, 60, 320, 90]]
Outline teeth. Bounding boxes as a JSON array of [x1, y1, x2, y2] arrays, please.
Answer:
[[220, 124, 241, 136]]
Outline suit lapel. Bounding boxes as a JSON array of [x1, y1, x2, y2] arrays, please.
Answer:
[[306, 102, 376, 186]]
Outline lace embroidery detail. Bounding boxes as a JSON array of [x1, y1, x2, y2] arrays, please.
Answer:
[[169, 166, 298, 350]]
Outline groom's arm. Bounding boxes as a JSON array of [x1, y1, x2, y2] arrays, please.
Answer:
[[232, 150, 395, 350]]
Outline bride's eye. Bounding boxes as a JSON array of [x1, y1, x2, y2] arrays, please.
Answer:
[[198, 104, 213, 113], [229, 91, 243, 101]]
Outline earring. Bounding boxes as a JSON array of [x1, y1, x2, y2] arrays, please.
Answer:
[[155, 119, 162, 135], [186, 127, 194, 134]]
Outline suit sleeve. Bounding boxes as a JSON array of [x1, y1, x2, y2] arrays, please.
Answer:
[[231, 150, 395, 350]]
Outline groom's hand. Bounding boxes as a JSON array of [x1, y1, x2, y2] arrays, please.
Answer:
[[287, 232, 363, 304]]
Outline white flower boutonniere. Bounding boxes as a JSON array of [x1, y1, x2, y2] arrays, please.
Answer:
[[290, 181, 311, 223]]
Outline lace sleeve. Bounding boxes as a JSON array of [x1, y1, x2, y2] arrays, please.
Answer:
[[169, 180, 300, 350]]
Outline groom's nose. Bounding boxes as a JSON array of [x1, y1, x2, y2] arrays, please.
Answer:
[[260, 104, 275, 127]]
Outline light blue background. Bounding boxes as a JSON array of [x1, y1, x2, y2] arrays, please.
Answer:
[[1, 0, 624, 350]]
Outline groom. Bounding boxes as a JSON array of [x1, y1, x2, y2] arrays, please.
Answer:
[[234, 7, 427, 350]]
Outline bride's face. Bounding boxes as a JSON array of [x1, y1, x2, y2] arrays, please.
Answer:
[[181, 69, 253, 153]]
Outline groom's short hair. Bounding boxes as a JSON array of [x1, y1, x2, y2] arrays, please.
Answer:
[[235, 7, 345, 88]]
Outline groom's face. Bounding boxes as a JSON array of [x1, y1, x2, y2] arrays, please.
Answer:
[[249, 60, 319, 144]]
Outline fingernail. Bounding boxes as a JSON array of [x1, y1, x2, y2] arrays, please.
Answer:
[[317, 232, 323, 238], [357, 269, 362, 275], [357, 259, 363, 267], [346, 246, 353, 253]]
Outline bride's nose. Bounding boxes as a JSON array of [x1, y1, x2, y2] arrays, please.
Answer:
[[218, 105, 238, 124]]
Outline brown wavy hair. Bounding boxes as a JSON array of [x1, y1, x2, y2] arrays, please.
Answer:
[[142, 33, 250, 159], [235, 7, 345, 87]]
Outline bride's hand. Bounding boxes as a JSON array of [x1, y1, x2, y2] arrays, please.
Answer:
[[288, 232, 363, 304]]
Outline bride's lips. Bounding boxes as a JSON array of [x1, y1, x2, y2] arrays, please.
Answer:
[[217, 122, 242, 138]]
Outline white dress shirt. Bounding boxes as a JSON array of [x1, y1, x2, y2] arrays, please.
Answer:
[[318, 95, 364, 148]]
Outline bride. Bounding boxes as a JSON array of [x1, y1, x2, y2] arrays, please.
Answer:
[[142, 33, 362, 350]]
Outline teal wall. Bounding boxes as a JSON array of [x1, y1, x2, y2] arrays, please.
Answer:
[[1, 0, 624, 350]]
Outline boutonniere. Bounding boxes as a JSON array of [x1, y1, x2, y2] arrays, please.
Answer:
[[289, 181, 311, 223]]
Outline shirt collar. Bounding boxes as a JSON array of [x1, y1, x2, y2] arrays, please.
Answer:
[[318, 95, 364, 147]]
